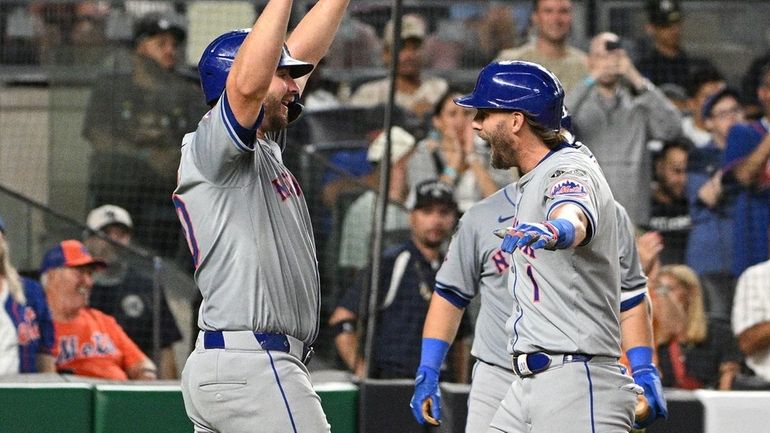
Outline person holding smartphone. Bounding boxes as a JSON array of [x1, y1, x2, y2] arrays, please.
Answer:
[[564, 32, 682, 228]]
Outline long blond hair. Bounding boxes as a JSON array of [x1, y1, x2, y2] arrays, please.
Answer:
[[0, 234, 26, 304], [658, 264, 707, 344]]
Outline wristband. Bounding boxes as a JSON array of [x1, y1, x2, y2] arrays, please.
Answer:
[[419, 338, 450, 372], [627, 346, 653, 370], [442, 166, 458, 181], [547, 218, 576, 249]]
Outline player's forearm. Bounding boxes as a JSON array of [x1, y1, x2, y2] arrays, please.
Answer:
[[620, 296, 654, 352], [422, 294, 465, 344], [287, 0, 350, 90], [548, 203, 588, 247], [737, 321, 770, 356], [449, 338, 471, 384], [226, 0, 293, 120]]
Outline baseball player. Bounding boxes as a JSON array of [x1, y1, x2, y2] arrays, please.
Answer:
[[173, 0, 349, 432], [410, 61, 664, 433], [410, 183, 661, 430]]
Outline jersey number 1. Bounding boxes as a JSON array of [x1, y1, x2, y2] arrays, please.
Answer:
[[526, 264, 540, 302]]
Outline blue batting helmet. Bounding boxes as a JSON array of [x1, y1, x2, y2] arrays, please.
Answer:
[[198, 29, 314, 109], [455, 61, 564, 132]]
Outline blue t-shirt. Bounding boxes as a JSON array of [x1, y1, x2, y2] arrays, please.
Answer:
[[2, 278, 54, 372], [685, 142, 735, 275], [722, 120, 770, 276]]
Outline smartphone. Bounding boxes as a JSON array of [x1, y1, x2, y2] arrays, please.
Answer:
[[605, 40, 621, 51]]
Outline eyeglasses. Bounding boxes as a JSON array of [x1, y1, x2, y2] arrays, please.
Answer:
[[710, 105, 743, 119]]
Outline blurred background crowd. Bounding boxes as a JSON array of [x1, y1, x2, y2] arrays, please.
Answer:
[[1, 0, 770, 397]]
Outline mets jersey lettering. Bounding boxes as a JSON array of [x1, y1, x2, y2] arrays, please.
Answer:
[[271, 172, 303, 201], [56, 332, 117, 364]]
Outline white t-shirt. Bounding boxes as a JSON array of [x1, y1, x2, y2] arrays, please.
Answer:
[[0, 282, 20, 375]]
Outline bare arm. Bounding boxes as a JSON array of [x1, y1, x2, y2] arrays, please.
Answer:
[[159, 347, 178, 380], [737, 321, 770, 356], [226, 0, 293, 127], [549, 203, 589, 247], [620, 296, 654, 353], [286, 0, 350, 93], [126, 358, 158, 381], [329, 306, 362, 375], [35, 353, 56, 373], [422, 294, 465, 343]]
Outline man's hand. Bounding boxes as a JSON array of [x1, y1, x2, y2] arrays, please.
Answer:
[[495, 219, 576, 252], [410, 366, 441, 426], [632, 365, 667, 428]]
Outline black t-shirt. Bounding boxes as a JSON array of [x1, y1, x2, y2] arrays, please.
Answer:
[[657, 319, 743, 389], [648, 194, 692, 265], [89, 266, 182, 356], [637, 48, 715, 88]]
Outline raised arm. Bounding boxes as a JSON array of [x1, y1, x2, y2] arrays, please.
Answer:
[[226, 0, 294, 127], [286, 0, 350, 93]]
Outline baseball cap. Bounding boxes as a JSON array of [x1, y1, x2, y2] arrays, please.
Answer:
[[646, 0, 682, 26], [702, 87, 741, 119], [367, 126, 416, 163], [383, 14, 427, 47], [40, 240, 106, 275], [86, 204, 133, 232], [405, 179, 457, 211], [133, 12, 186, 45]]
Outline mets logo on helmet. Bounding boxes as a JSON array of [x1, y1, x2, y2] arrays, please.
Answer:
[[549, 178, 588, 198]]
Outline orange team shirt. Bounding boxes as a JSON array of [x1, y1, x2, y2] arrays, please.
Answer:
[[52, 307, 148, 381]]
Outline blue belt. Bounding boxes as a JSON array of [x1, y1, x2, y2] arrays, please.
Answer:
[[512, 352, 594, 377], [202, 331, 314, 365]]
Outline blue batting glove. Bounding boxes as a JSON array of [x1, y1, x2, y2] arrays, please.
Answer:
[[410, 366, 441, 426], [499, 222, 557, 252], [632, 365, 668, 428]]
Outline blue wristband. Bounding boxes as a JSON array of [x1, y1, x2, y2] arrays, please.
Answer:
[[627, 346, 654, 370], [548, 218, 576, 249], [420, 338, 450, 372]]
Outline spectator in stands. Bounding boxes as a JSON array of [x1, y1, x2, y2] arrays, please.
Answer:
[[330, 180, 468, 380], [732, 258, 770, 383], [722, 65, 770, 277], [422, 3, 518, 70], [741, 51, 770, 120], [686, 88, 744, 318], [660, 83, 689, 115], [648, 140, 692, 265], [0, 216, 55, 375], [347, 14, 448, 119], [323, 11, 382, 69], [82, 11, 206, 258], [40, 240, 157, 381], [652, 265, 741, 390], [496, 0, 587, 93], [407, 89, 514, 213], [337, 127, 415, 274], [565, 31, 681, 226], [636, 0, 714, 88], [29, 0, 111, 63], [680, 68, 726, 147], [682, 67, 726, 149], [83, 205, 182, 379]]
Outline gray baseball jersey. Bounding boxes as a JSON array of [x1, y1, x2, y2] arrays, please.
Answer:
[[507, 145, 620, 357], [173, 94, 320, 344], [436, 180, 645, 431]]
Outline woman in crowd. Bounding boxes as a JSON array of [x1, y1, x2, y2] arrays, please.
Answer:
[[407, 89, 512, 213], [652, 264, 742, 390]]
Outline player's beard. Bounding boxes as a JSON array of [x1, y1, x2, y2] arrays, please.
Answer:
[[260, 93, 289, 132], [487, 123, 516, 170]]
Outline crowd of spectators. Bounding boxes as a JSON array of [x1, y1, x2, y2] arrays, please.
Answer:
[[2, 0, 770, 396]]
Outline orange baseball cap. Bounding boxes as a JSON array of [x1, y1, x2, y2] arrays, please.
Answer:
[[39, 239, 106, 275]]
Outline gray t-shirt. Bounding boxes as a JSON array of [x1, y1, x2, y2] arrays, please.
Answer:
[[174, 94, 320, 344], [507, 145, 620, 357]]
